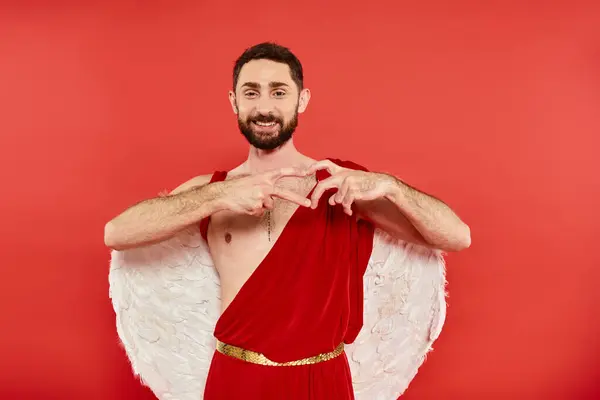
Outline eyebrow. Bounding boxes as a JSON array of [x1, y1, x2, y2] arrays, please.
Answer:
[[241, 81, 291, 89]]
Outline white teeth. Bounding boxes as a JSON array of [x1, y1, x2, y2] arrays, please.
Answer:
[[255, 121, 275, 127]]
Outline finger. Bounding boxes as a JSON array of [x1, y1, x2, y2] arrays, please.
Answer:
[[263, 196, 275, 210], [310, 176, 341, 209], [327, 178, 350, 206], [342, 190, 355, 216], [306, 160, 338, 176], [335, 178, 351, 204], [250, 207, 266, 217], [267, 166, 308, 181], [271, 188, 312, 207], [328, 193, 336, 206]]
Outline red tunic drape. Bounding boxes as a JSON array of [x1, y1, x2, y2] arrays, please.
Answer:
[[201, 159, 375, 399]]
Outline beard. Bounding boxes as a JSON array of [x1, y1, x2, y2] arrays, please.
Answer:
[[237, 109, 298, 151]]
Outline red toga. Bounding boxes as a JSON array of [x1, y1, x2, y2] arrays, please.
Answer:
[[199, 159, 375, 399]]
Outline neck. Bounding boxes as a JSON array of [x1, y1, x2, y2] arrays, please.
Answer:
[[244, 139, 310, 173]]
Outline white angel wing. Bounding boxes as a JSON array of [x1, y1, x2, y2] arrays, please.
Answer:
[[346, 228, 448, 400], [108, 225, 220, 400]]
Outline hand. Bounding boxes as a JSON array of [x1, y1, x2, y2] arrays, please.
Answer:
[[217, 167, 313, 216], [307, 160, 395, 216]]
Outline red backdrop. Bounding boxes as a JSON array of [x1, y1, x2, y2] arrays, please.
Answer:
[[1, 1, 599, 399]]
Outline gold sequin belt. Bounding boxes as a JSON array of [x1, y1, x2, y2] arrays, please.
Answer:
[[216, 340, 345, 366]]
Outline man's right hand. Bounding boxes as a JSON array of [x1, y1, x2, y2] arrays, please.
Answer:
[[214, 167, 312, 216], [104, 167, 312, 250]]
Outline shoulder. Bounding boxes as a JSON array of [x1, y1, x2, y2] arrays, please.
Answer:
[[168, 162, 248, 195], [168, 174, 213, 195], [326, 157, 370, 172]]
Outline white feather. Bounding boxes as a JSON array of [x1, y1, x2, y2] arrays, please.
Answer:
[[108, 226, 446, 399], [108, 225, 220, 400], [346, 229, 447, 400]]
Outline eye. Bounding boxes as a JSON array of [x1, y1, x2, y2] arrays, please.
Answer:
[[244, 90, 258, 98], [273, 90, 286, 98]]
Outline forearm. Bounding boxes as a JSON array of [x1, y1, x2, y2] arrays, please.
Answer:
[[384, 176, 471, 251], [104, 183, 224, 250]]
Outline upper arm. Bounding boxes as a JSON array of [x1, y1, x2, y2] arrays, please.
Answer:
[[168, 174, 213, 196]]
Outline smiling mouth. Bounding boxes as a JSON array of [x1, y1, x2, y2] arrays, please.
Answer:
[[253, 121, 277, 127]]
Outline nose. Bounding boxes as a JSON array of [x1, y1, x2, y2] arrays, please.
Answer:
[[255, 96, 275, 114]]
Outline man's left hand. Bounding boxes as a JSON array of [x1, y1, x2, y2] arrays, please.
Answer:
[[306, 160, 395, 216]]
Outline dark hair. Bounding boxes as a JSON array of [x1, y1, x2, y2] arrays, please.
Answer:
[[233, 42, 304, 91]]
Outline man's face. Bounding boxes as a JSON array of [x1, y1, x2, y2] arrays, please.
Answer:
[[230, 59, 310, 150]]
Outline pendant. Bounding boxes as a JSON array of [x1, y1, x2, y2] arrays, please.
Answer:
[[267, 210, 271, 242]]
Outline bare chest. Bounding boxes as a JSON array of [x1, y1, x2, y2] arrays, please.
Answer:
[[206, 176, 316, 311]]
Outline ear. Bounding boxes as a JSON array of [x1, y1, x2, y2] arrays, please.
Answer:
[[297, 88, 311, 114], [228, 90, 238, 114]]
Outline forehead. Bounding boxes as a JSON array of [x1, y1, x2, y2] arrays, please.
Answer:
[[237, 59, 295, 90]]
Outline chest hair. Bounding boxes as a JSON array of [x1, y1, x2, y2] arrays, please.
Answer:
[[260, 174, 317, 240]]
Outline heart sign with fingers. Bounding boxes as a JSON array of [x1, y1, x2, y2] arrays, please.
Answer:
[[306, 160, 396, 216]]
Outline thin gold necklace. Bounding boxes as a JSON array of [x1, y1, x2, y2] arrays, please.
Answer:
[[267, 210, 272, 242], [265, 174, 316, 242]]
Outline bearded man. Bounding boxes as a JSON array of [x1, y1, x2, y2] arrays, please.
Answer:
[[105, 42, 470, 400]]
